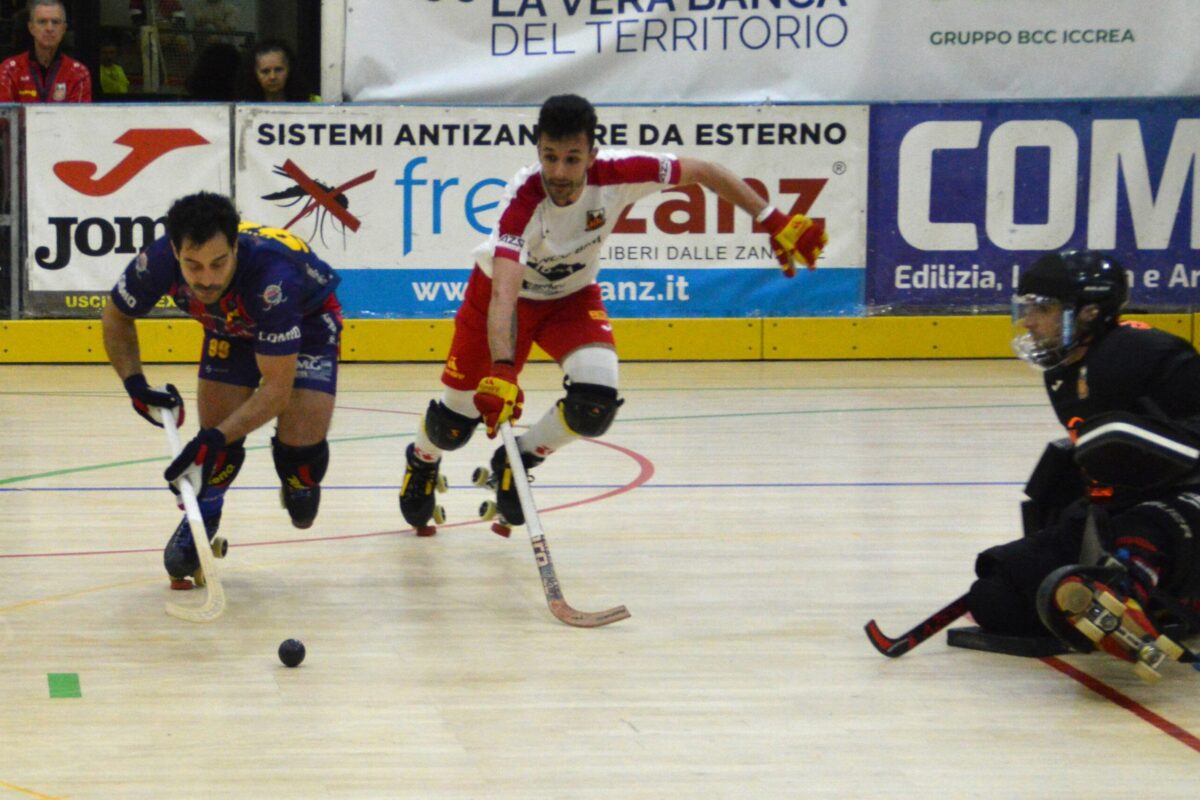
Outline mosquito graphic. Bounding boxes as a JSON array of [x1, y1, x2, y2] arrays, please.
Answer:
[[262, 163, 376, 249]]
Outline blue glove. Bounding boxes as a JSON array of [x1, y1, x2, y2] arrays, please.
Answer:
[[164, 428, 227, 500], [123, 374, 184, 428]]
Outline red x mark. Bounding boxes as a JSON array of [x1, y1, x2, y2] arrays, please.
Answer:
[[280, 159, 376, 233]]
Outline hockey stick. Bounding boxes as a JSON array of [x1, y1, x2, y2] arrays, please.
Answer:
[[864, 594, 969, 658], [160, 408, 226, 623], [499, 421, 630, 628]]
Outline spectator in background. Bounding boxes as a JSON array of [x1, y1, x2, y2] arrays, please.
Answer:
[[98, 38, 129, 95], [240, 39, 318, 102], [186, 41, 239, 100], [0, 0, 90, 102]]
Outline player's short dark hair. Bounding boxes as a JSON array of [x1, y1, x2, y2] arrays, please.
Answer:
[[166, 192, 240, 251], [536, 94, 597, 148]]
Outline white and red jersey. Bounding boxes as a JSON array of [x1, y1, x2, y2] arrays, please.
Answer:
[[473, 149, 680, 300]]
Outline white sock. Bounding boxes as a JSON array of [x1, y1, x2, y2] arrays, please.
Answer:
[[519, 404, 577, 458]]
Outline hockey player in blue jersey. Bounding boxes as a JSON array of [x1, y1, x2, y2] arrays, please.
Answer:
[[102, 191, 343, 589]]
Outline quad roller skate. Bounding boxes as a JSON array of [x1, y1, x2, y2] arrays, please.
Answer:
[[163, 513, 228, 591], [1037, 564, 1188, 682], [472, 444, 543, 538], [399, 443, 448, 537]]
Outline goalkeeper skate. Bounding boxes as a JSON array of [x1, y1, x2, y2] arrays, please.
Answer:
[[472, 444, 543, 537], [398, 443, 447, 536], [163, 513, 228, 591], [1037, 564, 1189, 682]]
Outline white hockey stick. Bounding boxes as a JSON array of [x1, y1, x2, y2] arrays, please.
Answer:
[[160, 408, 226, 623], [499, 421, 630, 628]]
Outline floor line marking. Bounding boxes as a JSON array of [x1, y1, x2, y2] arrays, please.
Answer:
[[0, 778, 66, 800], [1041, 656, 1200, 754]]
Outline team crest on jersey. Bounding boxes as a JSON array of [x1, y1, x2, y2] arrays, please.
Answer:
[[135, 250, 149, 274], [261, 283, 286, 308], [585, 208, 606, 231], [1077, 366, 1089, 400], [53, 83, 66, 101]]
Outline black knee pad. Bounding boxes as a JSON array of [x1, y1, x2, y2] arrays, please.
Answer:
[[975, 518, 1084, 596], [424, 399, 479, 451], [966, 576, 1046, 637], [558, 381, 623, 438], [272, 437, 329, 487], [207, 438, 246, 492]]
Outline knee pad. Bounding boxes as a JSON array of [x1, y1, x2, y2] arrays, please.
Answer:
[[272, 437, 329, 488], [423, 399, 479, 451], [974, 522, 1082, 597], [966, 576, 1046, 637], [557, 381, 624, 438]]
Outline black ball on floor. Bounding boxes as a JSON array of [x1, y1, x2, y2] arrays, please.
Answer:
[[278, 638, 306, 667]]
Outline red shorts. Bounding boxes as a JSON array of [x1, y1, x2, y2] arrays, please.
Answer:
[[441, 267, 615, 391]]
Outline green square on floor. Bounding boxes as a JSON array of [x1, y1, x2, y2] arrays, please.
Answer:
[[47, 673, 81, 699]]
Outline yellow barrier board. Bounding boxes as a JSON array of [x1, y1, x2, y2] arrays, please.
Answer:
[[0, 315, 1194, 363]]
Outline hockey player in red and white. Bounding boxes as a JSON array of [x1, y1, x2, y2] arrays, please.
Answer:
[[0, 0, 92, 103], [398, 93, 827, 536]]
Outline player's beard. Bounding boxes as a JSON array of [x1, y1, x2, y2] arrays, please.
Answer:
[[545, 178, 583, 206]]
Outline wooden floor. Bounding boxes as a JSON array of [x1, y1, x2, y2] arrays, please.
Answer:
[[1, 360, 1197, 799]]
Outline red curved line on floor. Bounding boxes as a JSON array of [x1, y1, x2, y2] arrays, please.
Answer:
[[0, 436, 654, 560], [1040, 656, 1200, 754], [537, 436, 656, 513]]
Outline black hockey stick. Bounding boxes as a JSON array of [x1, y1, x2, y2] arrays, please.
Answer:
[[864, 594, 969, 658]]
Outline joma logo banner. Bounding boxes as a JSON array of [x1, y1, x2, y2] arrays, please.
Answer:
[[53, 129, 209, 197]]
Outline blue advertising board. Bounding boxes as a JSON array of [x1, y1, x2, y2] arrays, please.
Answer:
[[868, 99, 1200, 312], [335, 267, 864, 319]]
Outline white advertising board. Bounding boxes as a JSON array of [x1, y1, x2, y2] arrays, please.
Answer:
[[25, 105, 231, 315], [234, 102, 867, 317], [345, 0, 1200, 103]]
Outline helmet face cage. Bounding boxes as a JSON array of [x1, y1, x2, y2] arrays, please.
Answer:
[[1011, 294, 1073, 369], [1012, 250, 1128, 369]]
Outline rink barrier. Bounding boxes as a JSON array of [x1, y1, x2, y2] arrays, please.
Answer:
[[0, 314, 1192, 363]]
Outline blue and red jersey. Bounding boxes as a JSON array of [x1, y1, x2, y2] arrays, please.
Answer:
[[110, 223, 341, 357]]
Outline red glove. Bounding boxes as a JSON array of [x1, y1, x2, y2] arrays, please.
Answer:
[[473, 361, 524, 438], [761, 207, 827, 277]]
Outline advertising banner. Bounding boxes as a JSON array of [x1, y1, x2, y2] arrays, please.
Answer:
[[235, 103, 867, 318], [867, 99, 1200, 313], [344, 1, 1200, 104], [25, 105, 231, 316]]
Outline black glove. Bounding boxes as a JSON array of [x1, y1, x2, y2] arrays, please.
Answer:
[[164, 427, 227, 500], [123, 374, 184, 428]]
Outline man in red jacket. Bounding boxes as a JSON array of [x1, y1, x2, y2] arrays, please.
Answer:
[[0, 0, 91, 103]]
